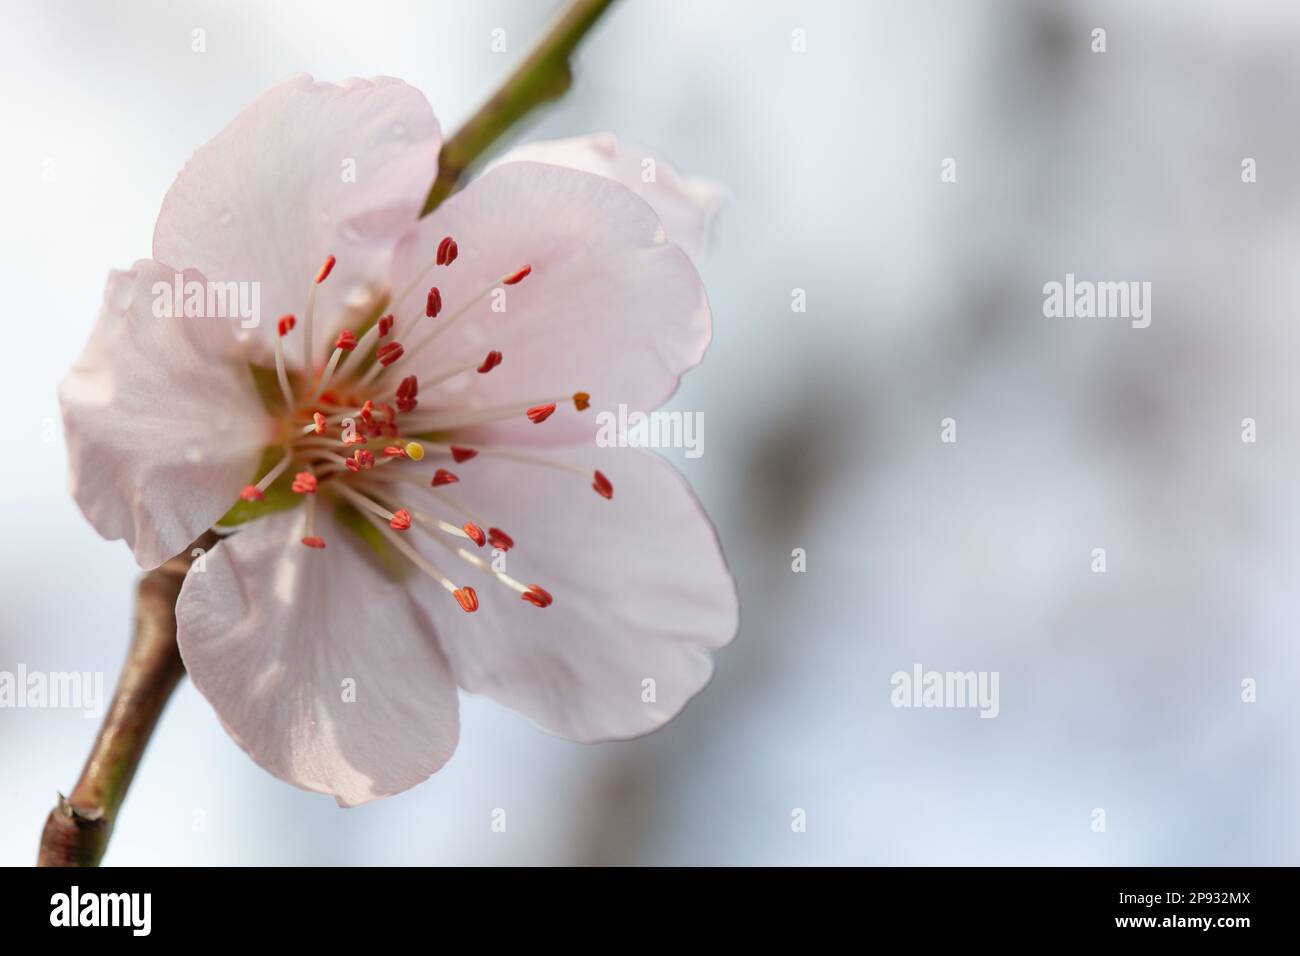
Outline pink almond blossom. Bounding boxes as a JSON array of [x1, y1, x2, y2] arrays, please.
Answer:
[[58, 75, 737, 806]]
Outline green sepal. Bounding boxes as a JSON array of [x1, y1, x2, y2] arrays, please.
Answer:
[[217, 446, 300, 526]]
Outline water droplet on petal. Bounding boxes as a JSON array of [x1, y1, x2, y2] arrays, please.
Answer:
[[652, 224, 667, 244]]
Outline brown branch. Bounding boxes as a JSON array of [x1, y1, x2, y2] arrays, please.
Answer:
[[36, 532, 216, 867]]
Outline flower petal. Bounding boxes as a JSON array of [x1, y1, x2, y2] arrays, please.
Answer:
[[153, 75, 441, 367], [386, 161, 713, 445], [59, 261, 270, 569], [492, 133, 724, 259], [389, 446, 737, 742], [176, 505, 459, 806]]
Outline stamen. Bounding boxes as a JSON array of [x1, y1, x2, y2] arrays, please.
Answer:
[[404, 441, 425, 461], [303, 255, 335, 388], [426, 287, 442, 318], [291, 472, 318, 494], [335, 329, 357, 351], [593, 469, 614, 499], [451, 446, 478, 463], [389, 508, 412, 531], [332, 320, 382, 383], [241, 449, 294, 502], [378, 314, 395, 338], [432, 468, 459, 486], [376, 341, 404, 366], [463, 522, 487, 547], [572, 391, 590, 411], [349, 495, 473, 610], [502, 264, 532, 285], [527, 403, 557, 424], [400, 394, 583, 431], [301, 489, 323, 548], [273, 314, 296, 408], [345, 449, 375, 472], [396, 374, 419, 413], [420, 352, 503, 392], [488, 527, 514, 551], [521, 584, 553, 608]]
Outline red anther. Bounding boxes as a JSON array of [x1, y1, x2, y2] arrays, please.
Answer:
[[240, 484, 264, 502], [377, 341, 404, 366], [389, 508, 412, 531], [378, 314, 394, 339], [312, 411, 327, 435], [450, 446, 478, 463], [503, 264, 531, 285], [396, 375, 419, 413], [436, 236, 453, 266], [301, 536, 327, 549], [291, 472, 318, 494], [572, 391, 590, 411], [477, 350, 503, 374], [521, 584, 553, 608], [431, 468, 459, 487], [453, 586, 479, 613], [446, 239, 459, 264], [315, 254, 336, 284], [360, 399, 375, 423], [335, 329, 357, 352], [383, 445, 407, 459], [277, 314, 296, 336], [345, 449, 375, 472], [488, 527, 514, 551], [463, 522, 486, 547], [592, 470, 614, 499], [377, 402, 397, 423], [527, 402, 557, 424], [342, 430, 366, 446], [425, 286, 442, 318]]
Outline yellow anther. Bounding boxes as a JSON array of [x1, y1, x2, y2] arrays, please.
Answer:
[[405, 441, 425, 461]]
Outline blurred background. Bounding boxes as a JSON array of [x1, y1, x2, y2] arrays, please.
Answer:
[[3, 0, 1300, 865]]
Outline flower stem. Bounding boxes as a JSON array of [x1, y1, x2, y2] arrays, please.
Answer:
[[420, 0, 617, 216], [37, 534, 216, 866]]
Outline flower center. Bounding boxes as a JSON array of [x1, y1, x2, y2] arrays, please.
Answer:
[[234, 243, 611, 614]]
